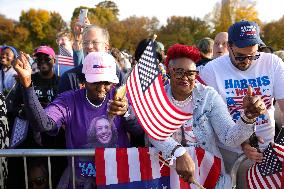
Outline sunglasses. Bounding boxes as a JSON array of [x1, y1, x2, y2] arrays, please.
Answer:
[[230, 46, 260, 62], [172, 68, 199, 79], [28, 176, 47, 187], [34, 56, 53, 64]]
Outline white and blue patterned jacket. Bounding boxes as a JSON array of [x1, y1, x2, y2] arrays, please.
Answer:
[[150, 83, 255, 188]]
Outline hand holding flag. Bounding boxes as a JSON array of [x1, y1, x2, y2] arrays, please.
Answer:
[[247, 127, 284, 189]]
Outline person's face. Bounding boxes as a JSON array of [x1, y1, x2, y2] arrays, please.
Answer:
[[169, 58, 198, 99], [213, 33, 228, 58], [85, 81, 113, 102], [95, 118, 112, 144], [82, 30, 109, 55], [229, 44, 260, 71], [1, 48, 15, 67], [31, 63, 39, 74], [57, 36, 73, 50], [28, 167, 48, 189], [34, 53, 54, 75]]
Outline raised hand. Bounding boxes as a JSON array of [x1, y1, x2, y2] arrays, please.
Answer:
[[12, 52, 32, 88], [243, 86, 266, 119]]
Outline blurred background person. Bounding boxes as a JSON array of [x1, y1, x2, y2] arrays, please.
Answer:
[[213, 32, 228, 58], [196, 37, 214, 69], [0, 46, 18, 95]]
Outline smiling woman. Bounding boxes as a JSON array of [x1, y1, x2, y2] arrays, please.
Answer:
[[149, 43, 267, 188]]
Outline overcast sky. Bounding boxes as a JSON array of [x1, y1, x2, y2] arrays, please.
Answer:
[[0, 0, 283, 25]]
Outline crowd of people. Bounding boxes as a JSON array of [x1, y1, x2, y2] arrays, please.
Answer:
[[0, 17, 284, 189]]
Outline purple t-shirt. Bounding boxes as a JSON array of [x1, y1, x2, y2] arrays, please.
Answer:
[[45, 88, 130, 178]]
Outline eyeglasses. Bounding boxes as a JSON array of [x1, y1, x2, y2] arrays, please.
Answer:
[[82, 40, 104, 47], [28, 176, 47, 187], [172, 68, 199, 79], [230, 46, 260, 62]]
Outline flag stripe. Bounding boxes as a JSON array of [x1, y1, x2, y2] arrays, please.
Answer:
[[156, 75, 193, 117], [95, 147, 220, 188], [262, 172, 273, 189], [127, 70, 172, 139], [252, 165, 262, 189], [269, 173, 279, 189], [127, 148, 141, 182], [180, 178, 191, 189], [116, 148, 130, 183], [255, 164, 267, 189], [131, 70, 172, 136], [146, 83, 181, 128], [152, 79, 192, 123], [158, 153, 170, 177], [95, 148, 106, 185], [148, 148, 162, 179], [138, 148, 153, 180], [105, 148, 118, 185], [203, 155, 221, 189]]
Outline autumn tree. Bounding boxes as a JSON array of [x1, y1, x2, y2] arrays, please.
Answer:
[[71, 2, 118, 29], [0, 14, 30, 52], [0, 14, 16, 45], [207, 0, 261, 35], [158, 16, 211, 48], [96, 0, 119, 17], [19, 9, 67, 52], [108, 16, 160, 53], [262, 16, 284, 51]]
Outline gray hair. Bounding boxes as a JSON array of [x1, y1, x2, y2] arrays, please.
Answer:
[[82, 25, 110, 44], [274, 50, 284, 62], [197, 37, 214, 55]]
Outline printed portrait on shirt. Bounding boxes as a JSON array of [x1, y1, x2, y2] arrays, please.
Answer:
[[87, 115, 118, 148]]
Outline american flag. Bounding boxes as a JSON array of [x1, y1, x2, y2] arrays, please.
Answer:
[[57, 45, 74, 66], [126, 40, 192, 140], [95, 147, 221, 189], [247, 128, 284, 189]]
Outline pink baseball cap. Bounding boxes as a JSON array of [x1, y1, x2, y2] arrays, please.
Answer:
[[82, 52, 119, 83], [34, 46, 55, 58]]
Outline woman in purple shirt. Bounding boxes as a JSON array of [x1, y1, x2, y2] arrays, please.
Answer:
[[13, 51, 142, 189]]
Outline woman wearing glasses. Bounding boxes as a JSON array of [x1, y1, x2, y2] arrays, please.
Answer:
[[149, 44, 266, 188]]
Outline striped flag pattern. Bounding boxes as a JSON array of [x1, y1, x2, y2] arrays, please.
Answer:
[[126, 40, 192, 140], [95, 147, 221, 189], [247, 128, 284, 189], [57, 45, 74, 66]]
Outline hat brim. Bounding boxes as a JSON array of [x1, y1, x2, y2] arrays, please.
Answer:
[[85, 74, 119, 84], [234, 38, 264, 48]]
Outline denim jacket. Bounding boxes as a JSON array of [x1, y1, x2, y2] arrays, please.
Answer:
[[150, 83, 255, 188]]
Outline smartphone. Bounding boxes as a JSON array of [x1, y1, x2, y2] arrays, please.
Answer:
[[79, 9, 88, 26]]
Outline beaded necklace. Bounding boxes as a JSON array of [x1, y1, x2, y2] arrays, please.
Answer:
[[85, 92, 106, 108], [170, 93, 192, 108]]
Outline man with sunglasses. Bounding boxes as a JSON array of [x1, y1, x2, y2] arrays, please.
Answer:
[[32, 46, 59, 106], [200, 20, 284, 188]]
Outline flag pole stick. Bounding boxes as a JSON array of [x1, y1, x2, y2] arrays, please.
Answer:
[[152, 34, 157, 42], [156, 153, 206, 189]]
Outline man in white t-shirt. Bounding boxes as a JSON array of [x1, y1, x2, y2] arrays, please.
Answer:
[[200, 20, 284, 188]]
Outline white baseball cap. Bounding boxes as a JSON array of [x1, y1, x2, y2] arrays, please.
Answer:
[[82, 52, 119, 83]]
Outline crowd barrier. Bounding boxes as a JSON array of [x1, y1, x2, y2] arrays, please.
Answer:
[[0, 149, 247, 189]]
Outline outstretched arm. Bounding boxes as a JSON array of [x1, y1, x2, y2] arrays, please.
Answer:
[[13, 52, 58, 132]]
